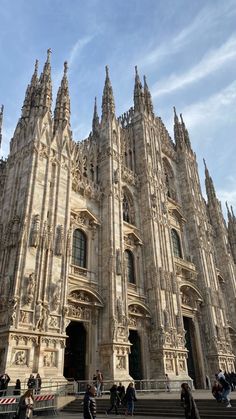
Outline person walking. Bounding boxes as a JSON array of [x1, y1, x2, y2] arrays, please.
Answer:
[[96, 369, 103, 397], [105, 384, 120, 415], [218, 375, 232, 407], [15, 389, 34, 419], [83, 385, 96, 419], [165, 374, 171, 392], [117, 382, 125, 404], [124, 382, 137, 416], [181, 383, 200, 419]]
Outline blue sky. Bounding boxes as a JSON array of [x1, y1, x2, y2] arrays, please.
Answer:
[[0, 0, 236, 213]]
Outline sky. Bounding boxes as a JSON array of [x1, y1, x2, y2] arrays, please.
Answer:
[[0, 0, 236, 215]]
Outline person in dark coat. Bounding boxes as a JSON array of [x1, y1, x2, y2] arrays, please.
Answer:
[[117, 382, 125, 404], [0, 373, 10, 396], [106, 384, 120, 415], [15, 389, 34, 419], [83, 385, 96, 419], [181, 383, 201, 419], [13, 379, 21, 396], [27, 374, 36, 390], [124, 382, 137, 416], [212, 380, 222, 402], [35, 374, 42, 394], [218, 376, 232, 407]]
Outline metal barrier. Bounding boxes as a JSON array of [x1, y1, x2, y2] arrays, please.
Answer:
[[0, 394, 58, 416], [75, 378, 193, 394]]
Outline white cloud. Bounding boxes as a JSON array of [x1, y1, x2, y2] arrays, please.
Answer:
[[139, 1, 236, 68], [181, 80, 236, 128], [217, 188, 236, 214], [68, 35, 94, 68], [152, 35, 236, 97]]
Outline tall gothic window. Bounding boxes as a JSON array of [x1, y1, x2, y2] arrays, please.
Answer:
[[123, 195, 130, 223], [125, 250, 135, 284], [72, 229, 87, 268], [171, 229, 182, 258]]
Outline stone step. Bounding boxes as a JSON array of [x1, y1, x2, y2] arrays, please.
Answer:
[[62, 398, 236, 418]]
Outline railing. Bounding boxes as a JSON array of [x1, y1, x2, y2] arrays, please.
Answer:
[[75, 378, 193, 395], [70, 265, 97, 282]]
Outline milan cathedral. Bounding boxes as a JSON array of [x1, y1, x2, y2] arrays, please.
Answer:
[[0, 50, 236, 387]]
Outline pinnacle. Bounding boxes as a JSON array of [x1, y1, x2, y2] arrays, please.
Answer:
[[64, 61, 68, 75]]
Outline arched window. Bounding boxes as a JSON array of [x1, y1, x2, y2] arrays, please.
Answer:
[[171, 229, 182, 258], [123, 195, 130, 223], [125, 250, 135, 284], [72, 229, 87, 268]]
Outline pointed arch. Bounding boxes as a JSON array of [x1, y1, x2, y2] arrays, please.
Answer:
[[122, 186, 135, 225]]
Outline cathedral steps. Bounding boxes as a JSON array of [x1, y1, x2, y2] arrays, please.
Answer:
[[61, 397, 236, 418]]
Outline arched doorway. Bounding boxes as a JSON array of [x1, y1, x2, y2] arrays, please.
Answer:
[[64, 321, 86, 380], [129, 330, 143, 380], [183, 317, 197, 386]]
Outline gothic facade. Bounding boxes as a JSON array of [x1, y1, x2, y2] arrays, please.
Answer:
[[0, 51, 236, 387]]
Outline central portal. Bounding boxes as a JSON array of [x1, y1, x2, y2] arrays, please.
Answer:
[[183, 316, 197, 387], [64, 321, 86, 380], [129, 330, 143, 380]]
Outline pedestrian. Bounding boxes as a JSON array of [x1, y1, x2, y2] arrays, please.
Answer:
[[27, 374, 36, 391], [83, 385, 96, 419], [181, 382, 201, 419], [13, 379, 21, 396], [124, 382, 137, 416], [0, 372, 10, 396], [105, 384, 120, 415], [15, 389, 34, 419], [165, 374, 171, 392], [96, 369, 103, 397], [117, 382, 126, 404], [35, 373, 42, 394], [212, 379, 222, 402], [218, 375, 232, 407]]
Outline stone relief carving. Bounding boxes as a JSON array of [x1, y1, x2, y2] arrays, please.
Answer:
[[43, 351, 57, 367], [68, 303, 91, 321], [55, 225, 64, 256], [116, 356, 126, 370], [117, 296, 125, 324], [69, 290, 90, 302], [29, 214, 40, 247], [20, 310, 31, 324], [12, 349, 28, 366]]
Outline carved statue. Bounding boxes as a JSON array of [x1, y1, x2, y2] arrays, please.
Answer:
[[10, 217, 20, 247], [117, 296, 124, 324], [9, 297, 18, 326], [41, 303, 49, 331], [26, 273, 35, 305], [30, 214, 40, 247], [55, 225, 64, 256], [35, 301, 43, 330], [50, 281, 61, 311], [111, 316, 118, 340]]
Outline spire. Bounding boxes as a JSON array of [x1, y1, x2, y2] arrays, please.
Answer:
[[133, 66, 144, 113], [180, 113, 191, 148], [143, 75, 154, 116], [173, 106, 183, 148], [21, 59, 39, 120], [101, 65, 115, 121], [92, 97, 100, 135], [54, 61, 71, 132], [203, 159, 216, 201], [36, 48, 52, 114], [226, 202, 232, 221], [0, 105, 3, 150]]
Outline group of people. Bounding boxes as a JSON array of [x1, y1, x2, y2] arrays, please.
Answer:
[[212, 369, 232, 407], [83, 381, 137, 418], [27, 373, 42, 394]]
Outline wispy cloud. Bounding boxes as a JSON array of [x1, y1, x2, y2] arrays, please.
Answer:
[[152, 35, 236, 97], [181, 80, 236, 128], [217, 188, 236, 215], [139, 1, 236, 68], [68, 35, 94, 68]]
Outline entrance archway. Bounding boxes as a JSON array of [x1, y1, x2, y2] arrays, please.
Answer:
[[129, 330, 143, 380], [183, 317, 197, 386], [64, 321, 86, 380]]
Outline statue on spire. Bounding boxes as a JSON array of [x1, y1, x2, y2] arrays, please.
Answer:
[[101, 65, 115, 121], [54, 60, 71, 132]]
